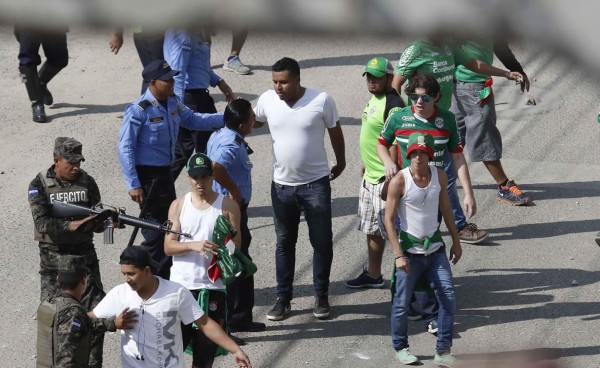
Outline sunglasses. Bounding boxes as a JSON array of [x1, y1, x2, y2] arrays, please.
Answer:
[[409, 93, 433, 103]]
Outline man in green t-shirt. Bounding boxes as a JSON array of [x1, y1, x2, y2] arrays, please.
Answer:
[[451, 38, 531, 206], [391, 36, 524, 244], [346, 57, 405, 289]]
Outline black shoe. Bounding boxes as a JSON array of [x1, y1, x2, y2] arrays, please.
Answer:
[[229, 334, 246, 346], [313, 294, 330, 319], [40, 82, 53, 106], [32, 102, 48, 123], [266, 298, 291, 321], [229, 321, 266, 333]]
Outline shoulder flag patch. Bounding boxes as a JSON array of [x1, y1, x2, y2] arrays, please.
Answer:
[[28, 187, 39, 197]]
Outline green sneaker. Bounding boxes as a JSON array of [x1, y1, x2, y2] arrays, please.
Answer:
[[395, 348, 420, 365], [434, 352, 457, 367]]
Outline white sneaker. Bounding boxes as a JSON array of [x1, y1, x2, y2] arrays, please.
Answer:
[[223, 56, 251, 75]]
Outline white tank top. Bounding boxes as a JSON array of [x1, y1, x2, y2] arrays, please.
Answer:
[[169, 192, 225, 290], [399, 166, 443, 254]]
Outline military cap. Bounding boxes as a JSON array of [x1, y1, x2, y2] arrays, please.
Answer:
[[57, 255, 88, 273], [54, 137, 85, 163]]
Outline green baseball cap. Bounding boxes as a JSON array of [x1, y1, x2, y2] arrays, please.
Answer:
[[406, 132, 435, 160], [362, 57, 394, 78], [187, 153, 214, 177]]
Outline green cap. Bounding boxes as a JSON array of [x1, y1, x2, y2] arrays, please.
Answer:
[[187, 153, 214, 177], [57, 255, 88, 273], [406, 132, 435, 160], [362, 57, 393, 78]]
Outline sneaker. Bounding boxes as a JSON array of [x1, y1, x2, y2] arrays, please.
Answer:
[[427, 320, 438, 334], [457, 223, 488, 244], [345, 269, 384, 289], [497, 180, 529, 206], [434, 351, 457, 368], [395, 348, 420, 365], [313, 294, 330, 319], [266, 298, 291, 321], [223, 56, 251, 75], [595, 232, 600, 247], [407, 304, 422, 321]]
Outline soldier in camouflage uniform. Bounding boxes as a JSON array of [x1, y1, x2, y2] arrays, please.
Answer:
[[29, 138, 106, 367], [37, 255, 136, 368]]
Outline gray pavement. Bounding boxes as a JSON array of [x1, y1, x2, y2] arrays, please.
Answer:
[[1, 28, 599, 367]]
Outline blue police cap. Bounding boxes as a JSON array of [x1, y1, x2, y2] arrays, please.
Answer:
[[142, 60, 179, 82]]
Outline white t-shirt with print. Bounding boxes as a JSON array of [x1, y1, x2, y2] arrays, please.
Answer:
[[254, 88, 339, 185], [93, 277, 204, 368]]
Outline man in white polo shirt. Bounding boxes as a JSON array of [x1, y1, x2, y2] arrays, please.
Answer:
[[254, 57, 346, 321]]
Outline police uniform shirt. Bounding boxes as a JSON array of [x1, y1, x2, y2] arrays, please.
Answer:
[[117, 88, 224, 190], [207, 126, 253, 204], [28, 166, 101, 237], [163, 30, 222, 99]]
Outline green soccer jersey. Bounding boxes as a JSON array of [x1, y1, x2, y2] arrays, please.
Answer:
[[361, 92, 405, 184], [454, 40, 494, 83], [395, 39, 470, 110], [378, 105, 462, 169]]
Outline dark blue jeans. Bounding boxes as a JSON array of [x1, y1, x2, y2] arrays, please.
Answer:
[[271, 176, 333, 301], [443, 152, 467, 230], [391, 247, 456, 354]]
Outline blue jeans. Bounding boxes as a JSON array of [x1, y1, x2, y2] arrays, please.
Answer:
[[443, 152, 467, 230], [271, 176, 333, 301], [391, 247, 456, 353]]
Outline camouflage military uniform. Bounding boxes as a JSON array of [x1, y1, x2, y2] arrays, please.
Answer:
[[29, 162, 106, 368], [51, 292, 116, 367]]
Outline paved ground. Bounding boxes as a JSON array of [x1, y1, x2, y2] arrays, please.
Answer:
[[1, 27, 599, 367]]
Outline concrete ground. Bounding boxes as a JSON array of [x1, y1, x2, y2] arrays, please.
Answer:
[[0, 27, 599, 367]]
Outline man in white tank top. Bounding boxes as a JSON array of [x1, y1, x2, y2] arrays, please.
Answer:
[[164, 153, 243, 367], [383, 133, 462, 367]]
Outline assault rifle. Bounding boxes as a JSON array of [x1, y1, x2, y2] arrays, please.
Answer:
[[52, 201, 191, 244]]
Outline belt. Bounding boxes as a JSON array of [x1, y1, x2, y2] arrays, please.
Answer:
[[273, 175, 329, 188], [405, 245, 445, 257]]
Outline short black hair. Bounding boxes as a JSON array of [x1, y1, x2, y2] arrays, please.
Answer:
[[57, 270, 86, 290], [120, 246, 154, 272], [272, 57, 300, 77], [224, 98, 253, 130], [404, 73, 441, 98]]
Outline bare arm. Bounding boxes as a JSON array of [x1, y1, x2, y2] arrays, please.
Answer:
[[463, 58, 523, 82], [327, 122, 346, 181], [377, 142, 398, 181], [391, 74, 407, 96], [438, 169, 462, 264], [253, 120, 266, 129], [222, 196, 242, 248], [384, 173, 409, 273], [196, 315, 252, 367], [164, 198, 218, 257], [450, 152, 476, 218]]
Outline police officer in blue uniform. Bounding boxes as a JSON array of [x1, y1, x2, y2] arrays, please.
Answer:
[[117, 59, 224, 280], [163, 28, 236, 180], [15, 26, 69, 123], [207, 98, 265, 333]]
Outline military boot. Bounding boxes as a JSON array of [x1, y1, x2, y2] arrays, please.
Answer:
[[19, 65, 48, 123], [38, 62, 62, 106]]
